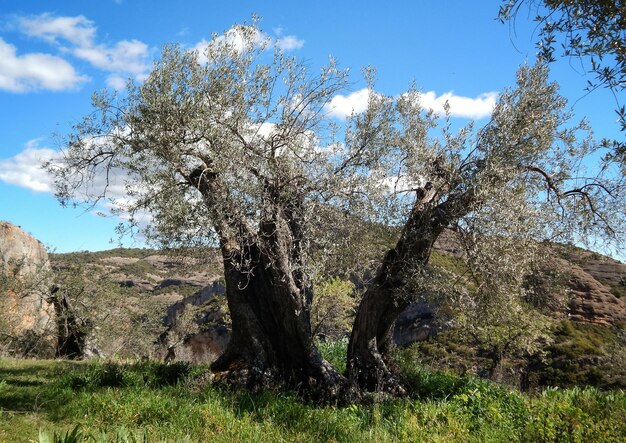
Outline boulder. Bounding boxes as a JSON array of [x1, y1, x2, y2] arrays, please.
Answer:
[[159, 281, 230, 363], [163, 281, 225, 325], [393, 300, 440, 346], [0, 221, 52, 335]]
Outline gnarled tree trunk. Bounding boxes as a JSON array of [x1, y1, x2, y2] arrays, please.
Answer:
[[347, 186, 475, 392], [211, 237, 344, 396], [192, 168, 344, 395]]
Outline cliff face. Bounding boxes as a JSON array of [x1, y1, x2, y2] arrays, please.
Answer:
[[0, 222, 52, 335], [567, 264, 626, 326], [551, 245, 626, 327], [0, 222, 49, 276]]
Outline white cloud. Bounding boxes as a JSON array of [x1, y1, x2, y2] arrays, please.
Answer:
[[0, 140, 58, 192], [0, 38, 87, 92], [324, 88, 372, 119], [276, 35, 304, 51], [0, 139, 135, 219], [0, 140, 151, 233], [326, 88, 497, 120], [0, 138, 121, 197], [18, 14, 96, 47], [413, 90, 498, 119], [17, 13, 151, 82], [73, 39, 150, 76], [191, 39, 213, 65], [106, 74, 127, 90], [193, 26, 268, 64]]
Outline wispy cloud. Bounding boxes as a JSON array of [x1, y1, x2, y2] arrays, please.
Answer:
[[1, 139, 153, 231], [106, 74, 127, 90], [276, 35, 304, 51], [0, 139, 135, 218], [72, 39, 150, 78], [0, 38, 87, 92], [17, 13, 151, 89], [17, 14, 96, 47]]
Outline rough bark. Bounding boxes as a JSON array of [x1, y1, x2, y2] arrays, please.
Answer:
[[192, 168, 345, 396], [210, 242, 345, 396], [347, 185, 475, 392], [48, 286, 89, 359]]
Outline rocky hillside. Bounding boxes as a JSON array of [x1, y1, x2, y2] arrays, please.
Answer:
[[555, 245, 626, 325], [2, 219, 622, 388], [47, 236, 624, 358], [48, 247, 225, 360]]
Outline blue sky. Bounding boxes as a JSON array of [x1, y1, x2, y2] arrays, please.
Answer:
[[0, 0, 621, 252]]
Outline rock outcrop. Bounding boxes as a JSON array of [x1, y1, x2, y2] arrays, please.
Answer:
[[160, 282, 230, 363], [567, 264, 626, 326], [393, 300, 439, 347], [0, 221, 52, 336]]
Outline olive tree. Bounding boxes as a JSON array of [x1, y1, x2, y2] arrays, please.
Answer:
[[49, 23, 625, 395], [50, 25, 393, 394], [346, 64, 626, 391]]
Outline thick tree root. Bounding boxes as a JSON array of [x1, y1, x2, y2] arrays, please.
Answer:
[[347, 353, 407, 397], [210, 353, 362, 404]]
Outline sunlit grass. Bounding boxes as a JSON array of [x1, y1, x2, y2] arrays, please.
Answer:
[[0, 349, 624, 442]]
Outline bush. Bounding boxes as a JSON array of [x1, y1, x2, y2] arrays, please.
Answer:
[[311, 278, 357, 339]]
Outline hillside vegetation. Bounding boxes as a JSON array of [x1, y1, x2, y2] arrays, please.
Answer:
[[41, 237, 626, 391], [2, 227, 625, 441]]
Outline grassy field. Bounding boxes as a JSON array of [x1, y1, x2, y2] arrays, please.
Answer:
[[0, 343, 624, 442]]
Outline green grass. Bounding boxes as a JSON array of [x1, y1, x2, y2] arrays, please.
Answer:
[[316, 337, 349, 374], [0, 352, 624, 442]]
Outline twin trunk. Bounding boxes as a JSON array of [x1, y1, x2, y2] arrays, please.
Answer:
[[210, 201, 456, 393], [197, 162, 472, 393]]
